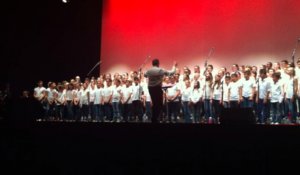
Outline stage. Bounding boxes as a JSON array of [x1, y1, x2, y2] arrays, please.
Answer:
[[1, 122, 300, 174]]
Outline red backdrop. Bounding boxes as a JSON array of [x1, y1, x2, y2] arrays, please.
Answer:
[[101, 0, 300, 74]]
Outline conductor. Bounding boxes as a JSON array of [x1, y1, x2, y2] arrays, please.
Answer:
[[144, 59, 177, 123]]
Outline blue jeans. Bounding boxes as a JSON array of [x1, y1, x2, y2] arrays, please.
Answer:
[[297, 97, 300, 117], [95, 104, 104, 122], [230, 101, 239, 108], [182, 101, 192, 123], [270, 102, 281, 123], [55, 105, 63, 120], [104, 103, 113, 121], [145, 101, 152, 120], [66, 100, 73, 120], [73, 104, 81, 121], [89, 102, 96, 121], [212, 100, 222, 122], [132, 100, 143, 122], [112, 102, 121, 121], [204, 99, 212, 119], [223, 101, 230, 108], [81, 104, 89, 119], [122, 103, 132, 122], [257, 99, 270, 124], [285, 99, 297, 123], [191, 102, 201, 123], [41, 100, 49, 120], [242, 97, 253, 108], [167, 101, 180, 122], [280, 101, 285, 119], [47, 103, 56, 119]]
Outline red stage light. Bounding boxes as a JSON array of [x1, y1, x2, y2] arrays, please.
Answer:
[[101, 0, 300, 74]]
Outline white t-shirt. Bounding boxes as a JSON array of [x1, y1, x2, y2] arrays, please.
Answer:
[[102, 86, 113, 103], [34, 87, 46, 98], [295, 70, 300, 95], [190, 89, 202, 103], [241, 77, 255, 98], [166, 84, 180, 102], [285, 77, 296, 99], [296, 67, 300, 79], [142, 85, 151, 102], [56, 91, 65, 105], [212, 84, 222, 100], [80, 89, 89, 105], [258, 78, 271, 99], [131, 84, 143, 101], [47, 88, 58, 102], [203, 81, 212, 100], [270, 81, 283, 103], [112, 86, 122, 103], [280, 70, 289, 81], [73, 89, 81, 105], [228, 81, 241, 101], [94, 88, 103, 105], [122, 86, 133, 104], [89, 88, 96, 103], [181, 86, 192, 102], [65, 90, 74, 101], [223, 83, 230, 102]]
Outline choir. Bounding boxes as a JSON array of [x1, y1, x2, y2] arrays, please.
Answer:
[[33, 59, 300, 124]]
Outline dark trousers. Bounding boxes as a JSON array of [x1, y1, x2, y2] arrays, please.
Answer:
[[55, 105, 63, 120], [81, 104, 89, 120], [167, 101, 180, 122], [298, 97, 300, 116], [257, 99, 270, 124], [145, 101, 152, 120], [104, 103, 113, 121], [122, 103, 132, 122], [148, 86, 163, 123], [270, 102, 281, 123], [95, 104, 104, 122], [182, 101, 192, 123], [47, 103, 56, 119], [73, 104, 81, 121], [132, 100, 143, 122], [191, 102, 201, 123], [65, 100, 73, 120], [89, 102, 96, 121], [285, 99, 297, 123], [230, 101, 240, 109], [212, 100, 222, 121], [242, 97, 253, 108]]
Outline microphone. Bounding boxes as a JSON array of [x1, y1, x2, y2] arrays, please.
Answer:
[[87, 60, 102, 77], [292, 48, 296, 56], [204, 47, 214, 68], [208, 47, 215, 58], [139, 55, 151, 71]]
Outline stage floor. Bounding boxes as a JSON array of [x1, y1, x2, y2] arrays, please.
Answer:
[[1, 122, 300, 174]]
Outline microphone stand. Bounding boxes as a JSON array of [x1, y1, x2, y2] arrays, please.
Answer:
[[221, 80, 224, 107], [138, 55, 151, 80], [203, 48, 214, 115], [291, 39, 299, 123], [87, 60, 102, 77], [203, 47, 215, 75], [291, 38, 300, 66]]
